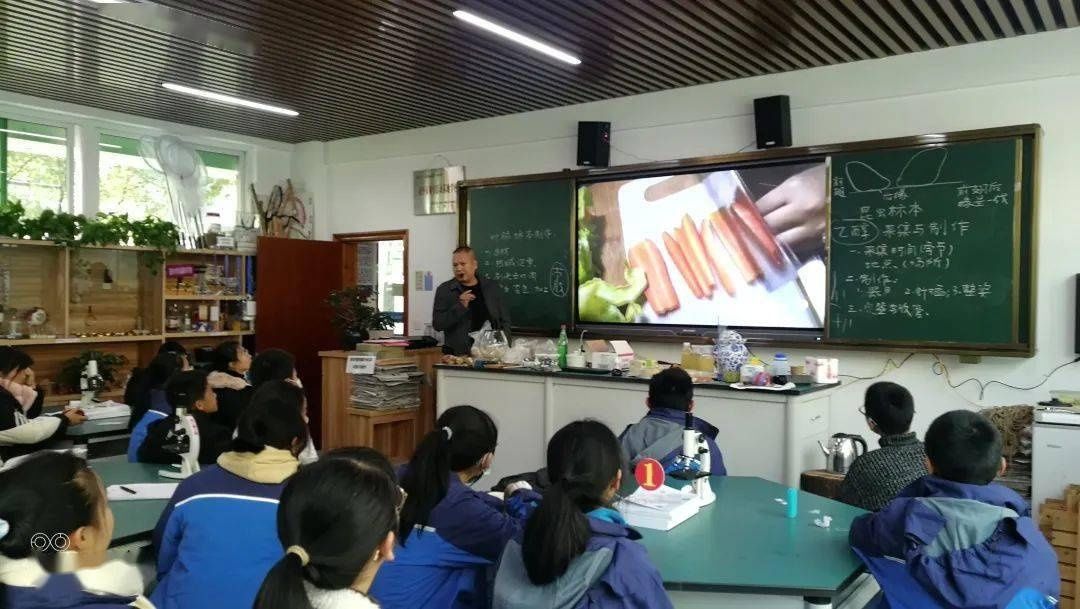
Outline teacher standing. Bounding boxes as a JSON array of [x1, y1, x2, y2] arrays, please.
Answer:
[[433, 246, 511, 356]]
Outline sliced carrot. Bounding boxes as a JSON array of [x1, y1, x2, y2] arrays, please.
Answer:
[[663, 231, 704, 299], [629, 241, 679, 314], [700, 219, 737, 297], [680, 215, 717, 294], [710, 210, 762, 282], [733, 195, 784, 268]]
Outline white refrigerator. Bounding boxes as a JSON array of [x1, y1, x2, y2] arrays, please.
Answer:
[[1032, 408, 1080, 511]]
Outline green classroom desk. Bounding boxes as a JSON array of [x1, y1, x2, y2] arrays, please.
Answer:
[[637, 477, 877, 609], [89, 455, 171, 547]]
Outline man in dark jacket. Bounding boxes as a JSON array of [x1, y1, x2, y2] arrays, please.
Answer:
[[432, 245, 511, 356]]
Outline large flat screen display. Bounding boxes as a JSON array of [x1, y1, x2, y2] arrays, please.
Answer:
[[576, 160, 827, 330]]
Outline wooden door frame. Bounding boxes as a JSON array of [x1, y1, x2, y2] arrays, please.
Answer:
[[334, 230, 410, 334]]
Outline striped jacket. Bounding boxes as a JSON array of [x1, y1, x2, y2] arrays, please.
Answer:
[[151, 447, 299, 609]]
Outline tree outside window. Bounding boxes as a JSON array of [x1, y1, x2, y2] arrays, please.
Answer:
[[98, 134, 241, 229], [0, 119, 69, 217]]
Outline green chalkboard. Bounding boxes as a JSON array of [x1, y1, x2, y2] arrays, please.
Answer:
[[466, 179, 574, 332], [827, 138, 1030, 349]]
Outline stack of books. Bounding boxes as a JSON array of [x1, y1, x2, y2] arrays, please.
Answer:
[[350, 359, 424, 411], [616, 485, 700, 531]]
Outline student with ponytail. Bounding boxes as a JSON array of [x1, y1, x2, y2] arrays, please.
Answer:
[[253, 457, 401, 609], [370, 405, 540, 609], [493, 420, 672, 609], [0, 451, 153, 608]]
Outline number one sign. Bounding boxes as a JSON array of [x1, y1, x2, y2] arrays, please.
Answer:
[[634, 458, 664, 491]]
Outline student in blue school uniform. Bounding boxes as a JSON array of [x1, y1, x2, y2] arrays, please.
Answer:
[[151, 381, 309, 609], [137, 370, 233, 466], [0, 451, 155, 608], [126, 352, 184, 462], [125, 342, 190, 431], [850, 410, 1059, 609], [493, 419, 673, 609], [618, 366, 726, 476], [370, 405, 541, 609]]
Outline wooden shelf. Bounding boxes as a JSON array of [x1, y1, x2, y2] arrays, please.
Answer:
[[0, 335, 164, 347], [164, 331, 254, 339], [165, 295, 245, 301], [170, 248, 253, 257]]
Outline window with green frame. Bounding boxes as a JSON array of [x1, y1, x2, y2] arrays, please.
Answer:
[[98, 133, 242, 229], [0, 119, 70, 217]]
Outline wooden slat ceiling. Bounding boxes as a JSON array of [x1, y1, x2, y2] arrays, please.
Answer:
[[2, 0, 1077, 144]]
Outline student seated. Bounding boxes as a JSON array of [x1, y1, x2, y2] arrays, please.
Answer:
[[127, 352, 184, 462], [0, 347, 86, 462], [250, 348, 298, 387], [493, 420, 673, 609], [254, 455, 402, 609], [152, 381, 309, 609], [618, 367, 726, 476], [137, 370, 232, 466], [370, 405, 540, 609], [125, 342, 191, 431], [838, 382, 929, 511], [207, 341, 254, 430], [850, 410, 1059, 609], [0, 451, 154, 608]]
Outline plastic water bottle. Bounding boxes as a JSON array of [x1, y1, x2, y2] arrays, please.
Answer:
[[557, 325, 569, 369], [771, 353, 790, 385]]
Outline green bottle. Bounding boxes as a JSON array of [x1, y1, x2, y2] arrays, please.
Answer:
[[557, 324, 569, 369]]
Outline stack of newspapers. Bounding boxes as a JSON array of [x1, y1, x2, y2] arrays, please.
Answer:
[[350, 359, 424, 411]]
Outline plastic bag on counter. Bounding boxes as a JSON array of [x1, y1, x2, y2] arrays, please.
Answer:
[[470, 322, 509, 361]]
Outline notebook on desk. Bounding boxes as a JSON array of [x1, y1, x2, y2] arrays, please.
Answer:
[[617, 485, 700, 531]]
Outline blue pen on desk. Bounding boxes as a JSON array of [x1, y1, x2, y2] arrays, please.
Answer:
[[786, 487, 798, 518]]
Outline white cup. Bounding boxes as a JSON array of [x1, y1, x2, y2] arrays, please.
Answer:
[[566, 353, 586, 369]]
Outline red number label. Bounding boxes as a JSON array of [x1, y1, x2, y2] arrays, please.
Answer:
[[634, 458, 664, 491]]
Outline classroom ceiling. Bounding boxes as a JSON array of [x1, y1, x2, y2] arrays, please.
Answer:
[[3, 0, 1078, 144]]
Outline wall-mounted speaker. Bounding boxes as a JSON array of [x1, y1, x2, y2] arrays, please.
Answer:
[[754, 95, 792, 149], [577, 121, 611, 167]]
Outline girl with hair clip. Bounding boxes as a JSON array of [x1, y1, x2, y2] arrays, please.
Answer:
[[151, 380, 309, 609], [492, 420, 672, 609], [0, 451, 154, 608], [370, 405, 540, 609], [253, 457, 402, 609], [0, 347, 86, 461]]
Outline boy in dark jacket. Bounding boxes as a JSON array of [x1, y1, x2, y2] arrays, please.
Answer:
[[850, 410, 1059, 609], [838, 382, 929, 511], [618, 366, 726, 476], [138, 369, 232, 466]]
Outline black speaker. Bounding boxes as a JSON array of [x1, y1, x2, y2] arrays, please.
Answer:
[[754, 95, 791, 149], [577, 121, 610, 167]]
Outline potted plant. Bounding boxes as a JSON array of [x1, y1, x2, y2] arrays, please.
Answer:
[[326, 285, 395, 349], [58, 350, 129, 393]]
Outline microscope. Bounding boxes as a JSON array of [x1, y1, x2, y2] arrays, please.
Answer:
[[157, 408, 201, 480], [79, 360, 105, 409], [668, 412, 716, 507]]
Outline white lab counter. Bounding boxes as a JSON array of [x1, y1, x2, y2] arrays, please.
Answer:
[[435, 365, 841, 487]]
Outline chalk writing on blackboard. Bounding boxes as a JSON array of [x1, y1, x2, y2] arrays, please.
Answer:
[[828, 141, 1017, 341]]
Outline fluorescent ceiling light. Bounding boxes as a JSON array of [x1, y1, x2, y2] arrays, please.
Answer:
[[453, 10, 581, 66], [0, 128, 65, 141], [161, 82, 299, 117], [99, 143, 123, 149]]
